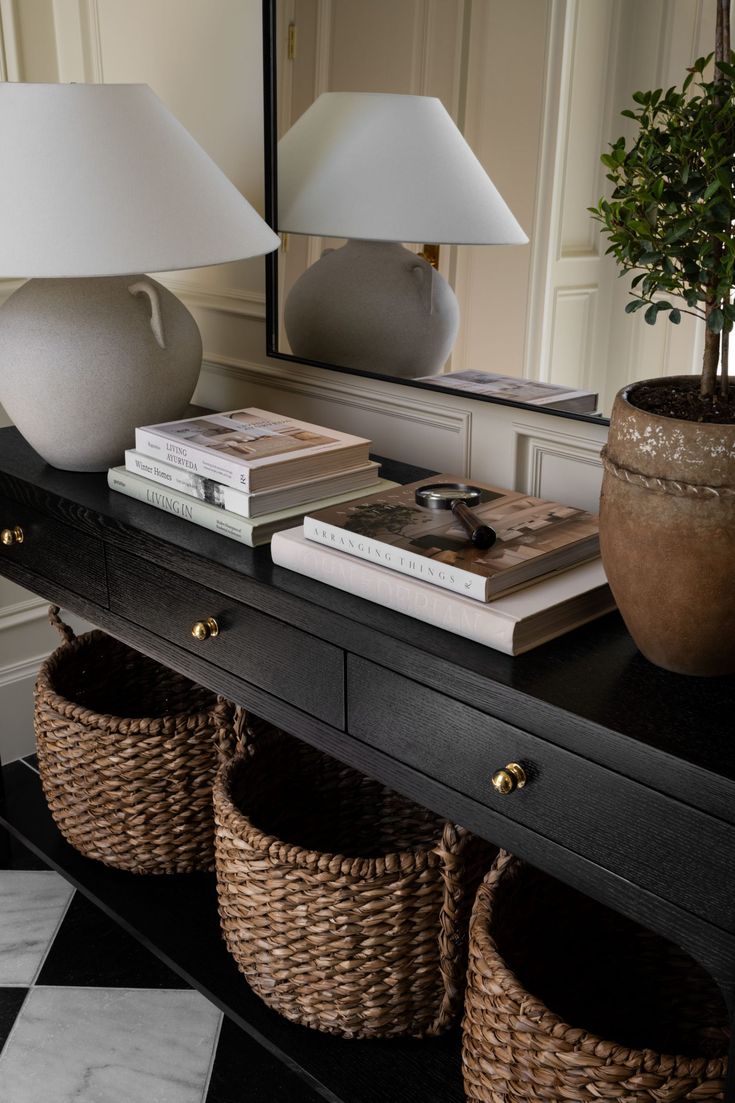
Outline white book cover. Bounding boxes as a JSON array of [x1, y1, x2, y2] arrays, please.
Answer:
[[272, 527, 614, 655], [304, 475, 599, 602], [136, 408, 370, 492], [124, 450, 381, 518], [108, 467, 396, 546]]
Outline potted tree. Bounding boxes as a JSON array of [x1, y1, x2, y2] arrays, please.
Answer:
[[590, 0, 735, 676]]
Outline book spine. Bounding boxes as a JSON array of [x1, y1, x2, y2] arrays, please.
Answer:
[[134, 429, 250, 492], [302, 516, 488, 601], [108, 469, 254, 545], [272, 533, 515, 653], [125, 451, 253, 516]]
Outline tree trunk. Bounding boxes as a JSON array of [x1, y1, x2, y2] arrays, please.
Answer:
[[702, 0, 730, 399], [722, 319, 730, 398], [716, 0, 730, 79], [701, 304, 721, 396]]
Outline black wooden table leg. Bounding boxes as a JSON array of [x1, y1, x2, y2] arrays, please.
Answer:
[[726, 1019, 735, 1103], [718, 982, 735, 1103]]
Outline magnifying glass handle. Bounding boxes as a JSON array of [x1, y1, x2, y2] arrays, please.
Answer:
[[451, 501, 496, 549]]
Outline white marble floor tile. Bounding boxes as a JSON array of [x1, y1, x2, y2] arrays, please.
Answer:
[[0, 986, 222, 1103], [0, 871, 73, 984]]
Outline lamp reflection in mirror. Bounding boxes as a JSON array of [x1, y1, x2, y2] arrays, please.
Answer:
[[0, 83, 280, 472], [278, 92, 527, 379]]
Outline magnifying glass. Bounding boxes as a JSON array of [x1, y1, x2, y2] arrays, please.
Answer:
[[415, 483, 497, 550]]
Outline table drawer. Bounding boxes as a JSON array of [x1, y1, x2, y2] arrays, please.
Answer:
[[108, 549, 344, 727], [0, 493, 107, 606], [347, 656, 735, 929]]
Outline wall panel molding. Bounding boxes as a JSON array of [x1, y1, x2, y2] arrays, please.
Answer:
[[79, 0, 103, 81], [162, 278, 266, 321], [0, 0, 22, 80], [0, 597, 48, 633], [513, 418, 604, 513], [0, 652, 46, 691]]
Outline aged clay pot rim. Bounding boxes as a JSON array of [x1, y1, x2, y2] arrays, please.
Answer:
[[619, 375, 735, 431]]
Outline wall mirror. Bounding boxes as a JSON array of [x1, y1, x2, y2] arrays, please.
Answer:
[[264, 0, 713, 422]]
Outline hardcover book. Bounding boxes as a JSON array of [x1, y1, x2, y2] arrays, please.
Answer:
[[415, 371, 599, 413], [303, 475, 599, 602], [135, 408, 371, 492], [108, 467, 396, 546], [124, 450, 381, 518], [272, 528, 614, 655]]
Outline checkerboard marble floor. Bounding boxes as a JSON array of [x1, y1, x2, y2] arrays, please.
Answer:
[[0, 830, 319, 1103]]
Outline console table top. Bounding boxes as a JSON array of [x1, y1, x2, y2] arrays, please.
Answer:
[[0, 425, 730, 791]]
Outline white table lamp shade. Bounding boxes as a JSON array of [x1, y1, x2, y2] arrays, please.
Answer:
[[278, 92, 528, 245], [0, 83, 280, 277], [0, 82, 280, 472]]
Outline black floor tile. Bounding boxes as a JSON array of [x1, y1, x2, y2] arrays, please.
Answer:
[[37, 891, 189, 989], [0, 988, 28, 1051], [22, 755, 38, 772], [206, 1017, 324, 1103], [0, 760, 463, 1103], [0, 826, 48, 871]]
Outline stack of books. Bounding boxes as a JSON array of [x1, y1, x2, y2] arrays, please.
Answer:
[[271, 476, 616, 655], [107, 408, 394, 546]]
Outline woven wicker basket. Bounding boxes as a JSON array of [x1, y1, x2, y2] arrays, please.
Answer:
[[463, 851, 729, 1102], [213, 716, 493, 1039], [34, 606, 234, 874]]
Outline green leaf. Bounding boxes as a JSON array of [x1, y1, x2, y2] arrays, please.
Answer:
[[645, 304, 659, 325], [703, 179, 720, 200], [707, 308, 725, 333], [625, 300, 646, 313], [669, 309, 682, 324]]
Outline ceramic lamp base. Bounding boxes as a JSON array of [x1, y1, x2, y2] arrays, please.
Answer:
[[0, 276, 202, 471], [284, 239, 459, 379]]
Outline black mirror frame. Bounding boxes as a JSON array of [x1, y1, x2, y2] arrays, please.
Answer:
[[261, 0, 608, 427]]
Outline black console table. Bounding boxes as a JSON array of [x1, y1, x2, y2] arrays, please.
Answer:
[[0, 425, 733, 1102]]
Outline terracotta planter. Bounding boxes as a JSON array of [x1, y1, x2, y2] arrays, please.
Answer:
[[600, 377, 735, 677]]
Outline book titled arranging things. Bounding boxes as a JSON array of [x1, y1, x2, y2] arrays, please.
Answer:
[[303, 476, 600, 602]]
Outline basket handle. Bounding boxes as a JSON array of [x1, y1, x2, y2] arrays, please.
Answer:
[[48, 605, 76, 645], [215, 701, 276, 763], [430, 823, 497, 1034]]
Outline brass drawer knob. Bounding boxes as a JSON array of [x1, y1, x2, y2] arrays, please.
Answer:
[[491, 762, 527, 795], [191, 617, 219, 641], [1, 526, 24, 546]]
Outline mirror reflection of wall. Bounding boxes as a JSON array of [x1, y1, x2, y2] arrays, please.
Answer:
[[274, 0, 716, 418]]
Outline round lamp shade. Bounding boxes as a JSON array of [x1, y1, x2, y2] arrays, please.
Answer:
[[0, 83, 280, 277], [278, 92, 528, 245]]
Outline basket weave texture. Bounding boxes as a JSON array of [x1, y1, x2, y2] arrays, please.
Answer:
[[34, 606, 234, 874], [213, 716, 494, 1038], [463, 851, 729, 1102]]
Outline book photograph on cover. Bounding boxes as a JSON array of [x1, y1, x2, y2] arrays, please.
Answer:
[[305, 477, 599, 601], [151, 410, 337, 461]]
